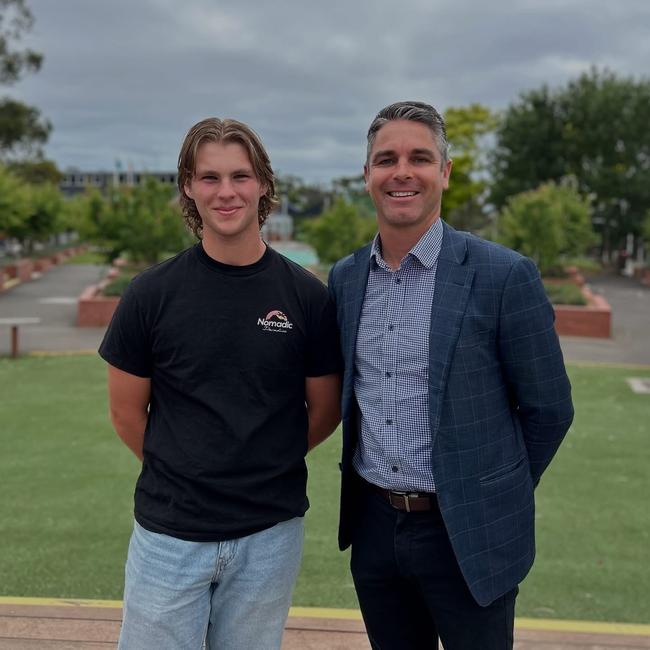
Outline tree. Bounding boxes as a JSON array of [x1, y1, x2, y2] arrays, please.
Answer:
[[78, 178, 191, 265], [7, 157, 61, 184], [443, 104, 497, 231], [0, 98, 51, 159], [9, 181, 64, 253], [498, 181, 594, 275], [300, 198, 376, 264], [0, 162, 29, 236], [0, 0, 42, 84], [491, 68, 650, 258], [0, 0, 51, 160]]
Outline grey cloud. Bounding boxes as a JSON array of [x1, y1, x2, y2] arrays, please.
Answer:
[[7, 0, 649, 181]]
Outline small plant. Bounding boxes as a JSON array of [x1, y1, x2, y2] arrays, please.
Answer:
[[544, 282, 587, 305], [102, 274, 133, 297]]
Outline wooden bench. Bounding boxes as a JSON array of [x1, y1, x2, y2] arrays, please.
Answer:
[[0, 317, 42, 358]]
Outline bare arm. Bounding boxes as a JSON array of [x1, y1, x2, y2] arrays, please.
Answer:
[[107, 364, 151, 461], [305, 373, 342, 451]]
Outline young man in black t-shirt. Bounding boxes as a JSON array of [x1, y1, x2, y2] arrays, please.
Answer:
[[100, 118, 341, 650]]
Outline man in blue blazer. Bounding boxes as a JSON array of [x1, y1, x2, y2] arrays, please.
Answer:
[[328, 101, 574, 649]]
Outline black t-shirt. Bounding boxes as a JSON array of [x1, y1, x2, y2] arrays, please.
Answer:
[[99, 243, 340, 541]]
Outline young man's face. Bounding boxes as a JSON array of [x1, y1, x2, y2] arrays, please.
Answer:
[[184, 140, 267, 246], [364, 119, 452, 234]]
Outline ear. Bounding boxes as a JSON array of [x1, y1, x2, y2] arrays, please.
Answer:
[[442, 159, 452, 190], [363, 164, 370, 192], [184, 183, 194, 200], [258, 183, 268, 199]]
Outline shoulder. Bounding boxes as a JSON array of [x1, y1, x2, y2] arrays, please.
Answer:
[[443, 223, 522, 265], [268, 247, 329, 296], [329, 243, 372, 285], [128, 246, 195, 295], [442, 222, 533, 285]]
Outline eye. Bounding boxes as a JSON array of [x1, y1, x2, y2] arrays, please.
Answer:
[[375, 158, 393, 166], [201, 174, 218, 182]]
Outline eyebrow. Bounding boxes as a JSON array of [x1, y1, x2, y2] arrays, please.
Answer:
[[371, 147, 437, 161], [194, 167, 253, 176]]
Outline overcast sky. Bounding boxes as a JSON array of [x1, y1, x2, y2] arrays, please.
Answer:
[[8, 0, 650, 183]]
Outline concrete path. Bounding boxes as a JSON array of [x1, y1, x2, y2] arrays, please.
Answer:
[[558, 272, 650, 366], [1, 263, 648, 364], [0, 263, 108, 356], [1, 601, 649, 650]]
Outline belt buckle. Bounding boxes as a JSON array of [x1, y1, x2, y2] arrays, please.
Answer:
[[390, 490, 414, 512]]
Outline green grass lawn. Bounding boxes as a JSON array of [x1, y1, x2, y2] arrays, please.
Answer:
[[64, 249, 109, 265], [0, 356, 648, 622]]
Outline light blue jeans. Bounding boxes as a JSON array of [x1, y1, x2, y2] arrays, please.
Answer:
[[118, 517, 304, 650]]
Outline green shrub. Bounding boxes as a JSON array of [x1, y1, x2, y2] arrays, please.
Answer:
[[544, 282, 587, 305], [102, 274, 133, 297]]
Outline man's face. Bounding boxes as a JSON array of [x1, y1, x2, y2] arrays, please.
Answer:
[[184, 141, 266, 245], [364, 119, 452, 234]]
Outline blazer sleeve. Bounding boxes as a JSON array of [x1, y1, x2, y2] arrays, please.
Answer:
[[497, 256, 574, 485]]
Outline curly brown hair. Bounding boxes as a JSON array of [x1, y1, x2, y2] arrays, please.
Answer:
[[177, 118, 279, 238]]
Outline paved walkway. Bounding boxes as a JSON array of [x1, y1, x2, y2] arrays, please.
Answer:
[[0, 263, 107, 356], [1, 263, 649, 648], [1, 600, 649, 649], [1, 263, 648, 364], [558, 272, 650, 366]]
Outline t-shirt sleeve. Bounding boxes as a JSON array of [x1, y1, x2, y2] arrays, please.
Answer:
[[98, 281, 153, 378], [305, 291, 342, 377]]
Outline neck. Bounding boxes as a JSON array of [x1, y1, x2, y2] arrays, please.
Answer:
[[201, 232, 266, 266], [379, 219, 438, 270]]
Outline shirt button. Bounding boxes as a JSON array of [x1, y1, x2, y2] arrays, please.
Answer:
[[392, 466, 399, 472], [388, 324, 394, 331], [386, 419, 393, 425], [395, 277, 401, 284], [385, 371, 392, 378]]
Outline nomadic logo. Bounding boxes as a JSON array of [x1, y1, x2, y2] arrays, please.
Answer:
[[257, 309, 294, 333]]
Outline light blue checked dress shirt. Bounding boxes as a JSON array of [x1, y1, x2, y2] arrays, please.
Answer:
[[352, 218, 443, 493]]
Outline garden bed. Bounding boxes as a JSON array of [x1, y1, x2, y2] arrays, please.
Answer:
[[544, 267, 611, 338], [77, 282, 120, 327], [553, 285, 611, 338]]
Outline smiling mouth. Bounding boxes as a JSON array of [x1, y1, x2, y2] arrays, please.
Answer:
[[387, 191, 418, 197]]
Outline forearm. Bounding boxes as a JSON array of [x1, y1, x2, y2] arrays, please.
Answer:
[[307, 408, 340, 451], [110, 409, 147, 461], [305, 373, 342, 451], [106, 364, 151, 462]]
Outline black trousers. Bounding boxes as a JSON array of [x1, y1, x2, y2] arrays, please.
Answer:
[[350, 480, 517, 650]]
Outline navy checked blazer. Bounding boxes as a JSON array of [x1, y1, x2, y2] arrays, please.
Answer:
[[328, 221, 574, 607]]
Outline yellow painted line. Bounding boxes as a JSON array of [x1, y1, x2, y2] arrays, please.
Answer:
[[1, 278, 21, 290], [28, 349, 98, 357], [515, 617, 650, 636], [289, 606, 362, 620], [1, 598, 648, 636]]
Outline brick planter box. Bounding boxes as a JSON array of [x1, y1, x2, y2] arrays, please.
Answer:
[[34, 257, 54, 273], [77, 284, 120, 327], [553, 286, 611, 338], [4, 259, 34, 283]]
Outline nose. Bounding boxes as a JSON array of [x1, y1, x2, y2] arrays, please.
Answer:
[[393, 157, 413, 180], [217, 178, 236, 199]]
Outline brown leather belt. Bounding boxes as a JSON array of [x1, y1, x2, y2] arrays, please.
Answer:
[[369, 482, 437, 512]]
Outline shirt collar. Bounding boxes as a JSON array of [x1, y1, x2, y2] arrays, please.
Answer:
[[370, 218, 444, 270]]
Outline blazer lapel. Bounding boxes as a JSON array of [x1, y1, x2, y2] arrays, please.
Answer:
[[428, 223, 474, 435], [341, 245, 371, 415]]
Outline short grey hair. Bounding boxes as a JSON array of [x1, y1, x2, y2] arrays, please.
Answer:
[[366, 101, 449, 167]]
